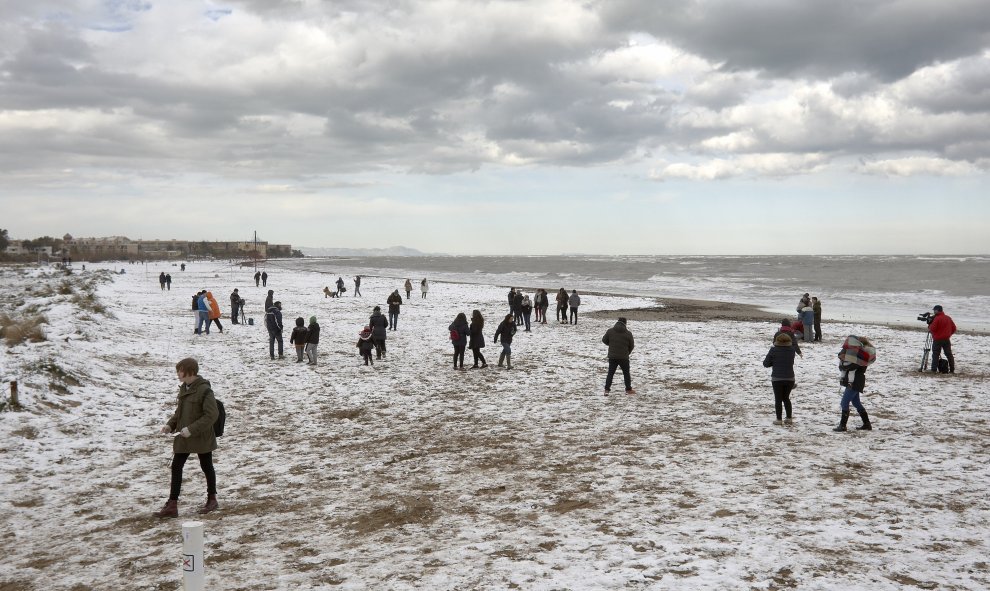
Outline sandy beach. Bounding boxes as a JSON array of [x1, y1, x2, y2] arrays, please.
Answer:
[[2, 262, 989, 590]]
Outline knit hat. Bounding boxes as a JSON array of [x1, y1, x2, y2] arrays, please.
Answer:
[[618, 317, 627, 324], [933, 305, 943, 312], [309, 315, 317, 324]]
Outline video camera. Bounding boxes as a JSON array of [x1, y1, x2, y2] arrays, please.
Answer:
[[917, 311, 934, 324]]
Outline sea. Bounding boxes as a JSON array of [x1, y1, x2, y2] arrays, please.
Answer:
[[281, 255, 990, 332]]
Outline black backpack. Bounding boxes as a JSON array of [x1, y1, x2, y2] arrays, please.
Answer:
[[213, 399, 226, 437]]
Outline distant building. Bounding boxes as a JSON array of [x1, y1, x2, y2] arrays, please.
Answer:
[[61, 235, 287, 260]]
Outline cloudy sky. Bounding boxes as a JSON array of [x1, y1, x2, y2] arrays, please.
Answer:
[[1, 0, 988, 255]]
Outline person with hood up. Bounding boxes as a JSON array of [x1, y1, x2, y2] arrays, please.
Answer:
[[159, 272, 167, 290], [369, 305, 389, 359], [420, 278, 429, 299], [254, 271, 261, 287], [404, 279, 413, 300], [357, 326, 375, 365], [448, 312, 470, 370], [834, 335, 876, 432], [305, 316, 320, 366], [569, 290, 582, 325], [929, 305, 957, 373], [264, 289, 274, 312], [556, 288, 569, 323], [763, 332, 797, 423], [469, 310, 487, 369], [265, 301, 284, 359], [165, 274, 172, 290], [206, 291, 223, 333], [290, 317, 309, 362], [493, 313, 517, 369], [386, 290, 403, 330], [261, 271, 268, 287], [336, 276, 345, 296], [512, 289, 524, 326], [154, 357, 220, 518], [602, 317, 635, 395]]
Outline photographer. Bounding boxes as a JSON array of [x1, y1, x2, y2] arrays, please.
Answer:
[[929, 305, 957, 373]]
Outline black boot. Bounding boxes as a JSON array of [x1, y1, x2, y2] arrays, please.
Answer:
[[833, 410, 850, 432], [505, 353, 512, 370], [856, 408, 872, 430], [498, 352, 505, 367]]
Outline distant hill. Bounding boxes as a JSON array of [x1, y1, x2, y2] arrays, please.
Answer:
[[298, 245, 434, 257]]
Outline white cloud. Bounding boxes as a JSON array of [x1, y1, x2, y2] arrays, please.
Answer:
[[857, 156, 982, 177], [651, 153, 829, 180]]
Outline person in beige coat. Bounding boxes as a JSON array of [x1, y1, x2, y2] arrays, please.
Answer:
[[154, 357, 220, 518]]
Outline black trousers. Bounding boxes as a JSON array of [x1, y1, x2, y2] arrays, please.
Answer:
[[169, 452, 216, 500], [771, 381, 794, 420], [471, 347, 486, 366], [569, 306, 578, 324], [453, 344, 466, 368], [605, 358, 631, 391], [932, 339, 954, 372], [373, 337, 387, 358], [269, 331, 283, 357]]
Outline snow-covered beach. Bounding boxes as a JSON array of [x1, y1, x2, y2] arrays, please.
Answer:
[[2, 261, 989, 590]]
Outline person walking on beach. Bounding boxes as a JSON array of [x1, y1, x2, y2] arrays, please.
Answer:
[[507, 287, 517, 313], [521, 294, 533, 332], [265, 301, 284, 359], [568, 290, 581, 325], [834, 335, 875, 431], [159, 272, 167, 291], [763, 332, 796, 423], [357, 326, 375, 365], [556, 288, 569, 323], [537, 289, 549, 324], [261, 271, 268, 287], [264, 289, 274, 314], [254, 271, 261, 287], [290, 317, 309, 362], [493, 313, 516, 369], [386, 290, 403, 330], [812, 297, 822, 341], [353, 276, 362, 297], [602, 317, 635, 395], [469, 310, 488, 368], [154, 357, 219, 518], [191, 291, 203, 334], [206, 291, 223, 333], [929, 305, 957, 373], [404, 279, 413, 300], [369, 305, 388, 359], [165, 274, 172, 290], [449, 312, 470, 370], [336, 276, 345, 296], [421, 278, 429, 299], [305, 316, 320, 365], [180, 263, 186, 272]]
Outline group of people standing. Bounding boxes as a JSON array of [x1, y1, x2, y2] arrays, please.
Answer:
[[192, 290, 223, 335]]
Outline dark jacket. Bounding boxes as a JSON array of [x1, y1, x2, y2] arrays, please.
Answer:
[[159, 273, 166, 284], [306, 322, 320, 344], [469, 319, 486, 349], [357, 336, 375, 354], [265, 306, 283, 332], [512, 292, 523, 311], [230, 292, 240, 309], [494, 319, 516, 344], [763, 334, 796, 381], [449, 318, 470, 347], [166, 377, 218, 454], [387, 292, 403, 314], [264, 293, 274, 311], [369, 312, 388, 339], [602, 321, 634, 359], [569, 293, 581, 307], [840, 361, 867, 392], [290, 326, 308, 345]]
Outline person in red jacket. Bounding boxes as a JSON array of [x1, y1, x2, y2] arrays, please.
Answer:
[[929, 305, 957, 373]]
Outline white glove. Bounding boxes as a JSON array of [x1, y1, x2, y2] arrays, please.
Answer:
[[160, 425, 172, 435], [180, 427, 191, 438]]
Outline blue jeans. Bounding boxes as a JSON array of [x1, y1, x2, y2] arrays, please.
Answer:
[[840, 387, 865, 413], [388, 312, 399, 330], [196, 310, 210, 334], [523, 311, 531, 331]]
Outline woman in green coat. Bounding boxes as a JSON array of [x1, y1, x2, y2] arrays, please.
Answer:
[[154, 357, 220, 518]]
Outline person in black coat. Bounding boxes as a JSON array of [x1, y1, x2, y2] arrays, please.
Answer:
[[369, 306, 389, 359], [165, 274, 172, 290], [469, 310, 487, 369], [264, 290, 274, 312], [448, 312, 470, 370], [265, 302, 284, 359], [229, 289, 242, 324], [254, 271, 261, 286], [261, 271, 268, 287], [304, 316, 320, 365], [386, 290, 403, 330], [159, 272, 167, 291], [493, 314, 516, 369], [763, 332, 797, 422]]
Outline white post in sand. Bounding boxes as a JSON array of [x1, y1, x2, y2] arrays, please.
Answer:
[[181, 521, 205, 591]]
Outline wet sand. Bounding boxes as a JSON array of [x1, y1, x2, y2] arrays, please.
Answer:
[[585, 297, 785, 324]]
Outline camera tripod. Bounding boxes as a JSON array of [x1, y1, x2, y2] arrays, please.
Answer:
[[918, 331, 933, 372]]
